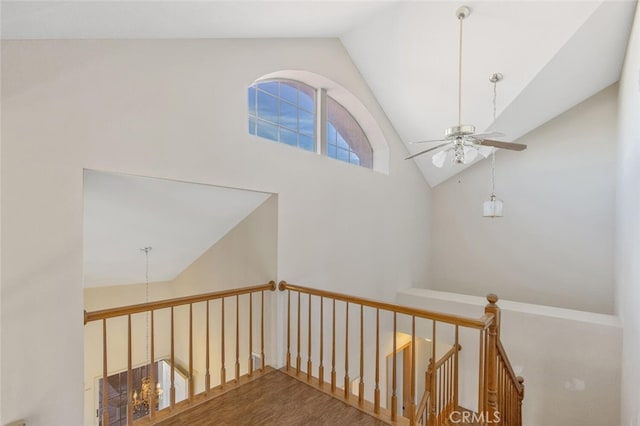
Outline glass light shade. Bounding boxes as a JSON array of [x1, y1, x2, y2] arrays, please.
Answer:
[[483, 196, 504, 218]]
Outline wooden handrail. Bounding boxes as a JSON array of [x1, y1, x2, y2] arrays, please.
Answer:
[[435, 344, 461, 370], [497, 339, 524, 395], [278, 281, 493, 329], [84, 281, 276, 323], [415, 388, 430, 425]]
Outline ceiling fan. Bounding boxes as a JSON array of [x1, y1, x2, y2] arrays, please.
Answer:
[[405, 5, 526, 167]]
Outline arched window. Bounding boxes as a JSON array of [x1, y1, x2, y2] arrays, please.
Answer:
[[248, 76, 378, 171], [248, 80, 316, 152]]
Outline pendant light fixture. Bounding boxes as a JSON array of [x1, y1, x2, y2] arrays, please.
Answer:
[[132, 246, 163, 417], [483, 73, 504, 218]]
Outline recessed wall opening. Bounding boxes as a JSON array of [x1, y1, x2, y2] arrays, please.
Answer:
[[82, 170, 278, 425]]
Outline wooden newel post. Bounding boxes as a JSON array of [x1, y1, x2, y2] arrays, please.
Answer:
[[484, 294, 500, 423]]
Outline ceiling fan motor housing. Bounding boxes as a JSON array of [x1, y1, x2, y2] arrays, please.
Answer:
[[445, 124, 476, 138]]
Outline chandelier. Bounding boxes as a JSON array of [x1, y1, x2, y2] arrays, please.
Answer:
[[132, 377, 162, 415], [132, 246, 163, 418]]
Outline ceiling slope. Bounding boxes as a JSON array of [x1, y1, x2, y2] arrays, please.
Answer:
[[342, 1, 636, 186], [83, 170, 271, 287]]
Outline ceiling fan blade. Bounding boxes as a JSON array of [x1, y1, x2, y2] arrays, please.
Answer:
[[410, 138, 448, 145], [405, 142, 451, 160], [477, 139, 527, 151], [471, 131, 506, 140]]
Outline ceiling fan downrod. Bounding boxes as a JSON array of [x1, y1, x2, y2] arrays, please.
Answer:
[[456, 6, 470, 129]]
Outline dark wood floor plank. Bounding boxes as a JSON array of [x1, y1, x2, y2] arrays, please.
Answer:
[[156, 370, 387, 425]]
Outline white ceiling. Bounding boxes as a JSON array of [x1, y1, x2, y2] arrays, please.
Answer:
[[83, 170, 270, 287]]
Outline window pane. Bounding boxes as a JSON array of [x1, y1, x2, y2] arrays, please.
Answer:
[[279, 101, 298, 130], [247, 79, 317, 156], [257, 119, 278, 141], [280, 82, 298, 105], [299, 135, 314, 152], [337, 148, 350, 162], [248, 87, 256, 115], [328, 143, 337, 158], [257, 81, 279, 96], [299, 110, 314, 136], [337, 133, 349, 150], [326, 96, 373, 168], [327, 123, 337, 144], [299, 85, 315, 112], [280, 128, 298, 147], [257, 91, 278, 123]]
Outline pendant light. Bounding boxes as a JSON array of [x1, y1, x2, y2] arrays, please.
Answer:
[[483, 73, 504, 218], [132, 246, 163, 417]]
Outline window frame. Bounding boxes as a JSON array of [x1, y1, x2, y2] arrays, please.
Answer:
[[248, 77, 376, 170]]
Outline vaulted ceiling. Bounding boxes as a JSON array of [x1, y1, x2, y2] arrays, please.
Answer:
[[83, 171, 270, 287], [3, 2, 637, 286], [2, 1, 636, 186]]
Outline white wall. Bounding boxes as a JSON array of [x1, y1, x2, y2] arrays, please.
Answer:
[[397, 288, 622, 426], [616, 4, 640, 425], [429, 85, 618, 314], [1, 39, 431, 425]]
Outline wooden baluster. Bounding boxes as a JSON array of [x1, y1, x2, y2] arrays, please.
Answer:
[[331, 298, 336, 393], [358, 305, 364, 406], [221, 298, 226, 387], [189, 304, 194, 401], [428, 320, 436, 426], [286, 290, 291, 371], [374, 308, 380, 414], [235, 295, 240, 383], [439, 363, 443, 425], [454, 326, 459, 411], [150, 310, 156, 419], [412, 317, 420, 423], [307, 294, 312, 381], [344, 301, 350, 400], [261, 291, 265, 371], [296, 291, 301, 375], [391, 312, 397, 421], [102, 319, 109, 425], [205, 301, 210, 395], [127, 314, 133, 425], [170, 307, 175, 408], [485, 294, 500, 422], [507, 372, 511, 424], [449, 356, 453, 413], [477, 328, 485, 416], [319, 296, 324, 388], [248, 293, 253, 377]]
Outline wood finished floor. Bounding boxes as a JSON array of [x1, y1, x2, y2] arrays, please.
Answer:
[[156, 370, 387, 426]]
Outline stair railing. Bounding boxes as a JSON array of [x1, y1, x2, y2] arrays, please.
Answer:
[[278, 281, 518, 426], [84, 281, 276, 425], [416, 343, 462, 425]]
